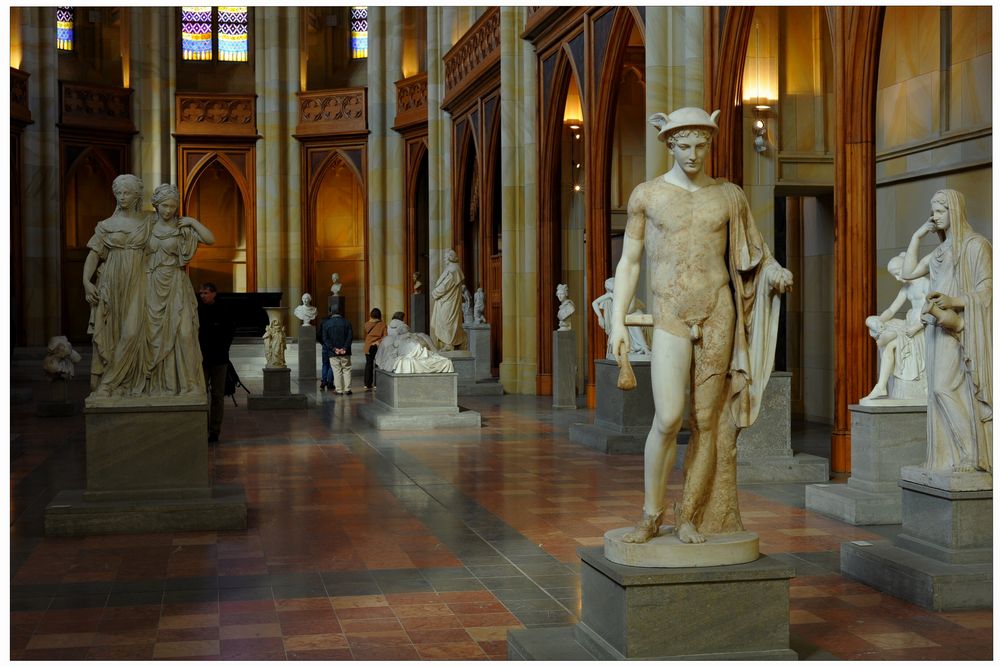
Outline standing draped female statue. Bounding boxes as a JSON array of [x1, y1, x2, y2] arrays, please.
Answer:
[[83, 174, 153, 398], [430, 249, 467, 350], [901, 189, 992, 474], [145, 184, 215, 397]]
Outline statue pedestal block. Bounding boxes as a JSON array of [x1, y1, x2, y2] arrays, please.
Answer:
[[44, 400, 247, 536], [464, 323, 492, 381], [806, 404, 926, 524], [410, 293, 427, 334], [442, 349, 503, 396], [841, 477, 992, 610], [297, 325, 317, 382], [570, 360, 666, 454], [248, 367, 308, 410], [327, 295, 344, 316], [552, 330, 577, 409], [508, 547, 795, 660], [737, 372, 828, 483], [358, 369, 481, 430]]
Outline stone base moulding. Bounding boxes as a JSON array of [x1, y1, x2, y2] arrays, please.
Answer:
[[604, 527, 759, 568], [358, 369, 481, 430], [43, 399, 247, 536], [840, 478, 992, 611], [508, 547, 795, 660], [806, 403, 926, 524]]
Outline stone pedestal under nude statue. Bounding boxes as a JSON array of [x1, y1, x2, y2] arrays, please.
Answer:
[[841, 189, 992, 612]]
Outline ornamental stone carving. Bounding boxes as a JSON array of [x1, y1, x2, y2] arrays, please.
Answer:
[[442, 8, 500, 106], [296, 88, 368, 136], [60, 82, 134, 132], [175, 94, 257, 136]]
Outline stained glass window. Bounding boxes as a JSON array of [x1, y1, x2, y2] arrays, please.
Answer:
[[217, 7, 248, 62], [57, 7, 74, 51], [351, 6, 368, 59], [181, 6, 213, 61], [181, 6, 248, 62]]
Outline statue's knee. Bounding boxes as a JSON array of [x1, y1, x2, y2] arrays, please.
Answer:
[[652, 412, 683, 437]]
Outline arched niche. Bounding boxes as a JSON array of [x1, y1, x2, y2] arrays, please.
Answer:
[[311, 150, 368, 330], [183, 153, 252, 294], [455, 120, 480, 289]]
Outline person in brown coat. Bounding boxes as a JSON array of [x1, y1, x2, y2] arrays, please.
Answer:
[[363, 307, 388, 390]]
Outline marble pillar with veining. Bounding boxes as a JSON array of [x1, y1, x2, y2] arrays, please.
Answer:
[[498, 7, 539, 394]]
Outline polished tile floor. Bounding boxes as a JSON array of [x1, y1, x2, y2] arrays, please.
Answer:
[[9, 356, 993, 660]]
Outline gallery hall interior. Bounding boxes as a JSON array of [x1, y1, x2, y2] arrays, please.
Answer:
[[8, 4, 993, 661]]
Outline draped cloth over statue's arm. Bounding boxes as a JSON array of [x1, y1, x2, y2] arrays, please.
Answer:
[[723, 182, 783, 429]]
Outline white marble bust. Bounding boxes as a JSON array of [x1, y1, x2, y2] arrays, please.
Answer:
[[294, 293, 318, 326], [42, 335, 82, 381], [556, 283, 575, 331], [330, 273, 342, 296]]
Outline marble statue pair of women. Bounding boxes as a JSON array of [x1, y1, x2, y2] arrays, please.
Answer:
[[83, 174, 215, 400], [901, 189, 992, 476], [430, 249, 467, 351], [609, 107, 792, 547]]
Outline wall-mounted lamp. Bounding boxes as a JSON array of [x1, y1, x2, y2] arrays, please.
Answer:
[[752, 115, 768, 154], [565, 118, 583, 193]]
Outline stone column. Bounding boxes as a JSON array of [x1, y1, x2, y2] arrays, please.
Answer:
[[366, 7, 406, 317], [426, 7, 453, 289], [130, 7, 175, 190], [18, 7, 61, 344], [498, 6, 538, 394], [255, 7, 302, 331], [644, 7, 705, 180]]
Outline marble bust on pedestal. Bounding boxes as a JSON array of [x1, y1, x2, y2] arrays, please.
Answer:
[[330, 273, 342, 296], [294, 293, 318, 326], [556, 283, 575, 331]]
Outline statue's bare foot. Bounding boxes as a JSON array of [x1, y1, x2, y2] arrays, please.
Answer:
[[955, 461, 977, 473], [677, 521, 706, 544], [865, 385, 887, 400], [622, 510, 662, 544]]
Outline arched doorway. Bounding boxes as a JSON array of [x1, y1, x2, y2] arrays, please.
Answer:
[[183, 155, 252, 294]]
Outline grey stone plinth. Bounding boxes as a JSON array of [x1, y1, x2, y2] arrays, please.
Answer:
[[737, 371, 792, 458], [249, 367, 308, 409], [464, 323, 492, 381], [441, 350, 504, 395], [410, 293, 427, 334], [509, 548, 795, 660], [84, 401, 209, 496], [840, 483, 992, 610], [297, 325, 317, 381], [359, 369, 481, 430], [806, 404, 927, 524], [327, 294, 344, 316], [736, 372, 828, 483], [841, 540, 992, 611], [552, 330, 577, 409], [44, 401, 248, 536], [569, 359, 652, 454], [441, 351, 475, 384], [44, 484, 247, 536], [35, 380, 76, 416]]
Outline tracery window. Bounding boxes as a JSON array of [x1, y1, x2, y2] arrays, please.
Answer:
[[57, 7, 75, 51], [181, 6, 248, 62], [351, 6, 368, 59]]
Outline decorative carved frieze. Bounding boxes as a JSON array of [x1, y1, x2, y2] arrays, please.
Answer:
[[442, 8, 500, 112], [11, 68, 31, 126], [175, 93, 257, 136], [393, 73, 428, 131], [60, 81, 134, 133], [295, 88, 368, 137]]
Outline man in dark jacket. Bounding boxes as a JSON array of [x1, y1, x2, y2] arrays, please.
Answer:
[[197, 282, 234, 442], [322, 306, 353, 395]]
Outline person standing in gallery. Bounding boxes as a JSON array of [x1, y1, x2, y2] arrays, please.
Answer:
[[197, 282, 234, 443], [363, 307, 388, 390], [323, 304, 354, 395]]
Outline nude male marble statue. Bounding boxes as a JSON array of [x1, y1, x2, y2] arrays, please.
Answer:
[[608, 107, 792, 545]]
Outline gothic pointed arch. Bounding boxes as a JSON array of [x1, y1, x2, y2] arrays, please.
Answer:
[[705, 6, 755, 183]]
